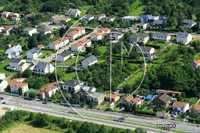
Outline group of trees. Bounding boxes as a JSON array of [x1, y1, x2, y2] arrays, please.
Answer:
[[0, 110, 147, 133]]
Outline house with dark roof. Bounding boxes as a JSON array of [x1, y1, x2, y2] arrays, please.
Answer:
[[56, 50, 74, 62], [153, 20, 165, 26], [154, 32, 171, 42], [156, 89, 182, 96], [82, 55, 97, 68], [81, 86, 96, 96], [94, 14, 106, 20], [193, 59, 200, 69], [81, 14, 94, 22], [32, 61, 55, 76], [87, 92, 106, 105], [182, 19, 196, 29], [176, 32, 192, 45], [101, 16, 115, 23], [37, 26, 52, 34], [22, 27, 37, 36], [24, 12, 36, 20], [39, 82, 58, 99], [129, 33, 149, 45], [153, 94, 172, 107], [172, 102, 189, 115], [136, 46, 155, 56], [10, 78, 28, 93], [7, 58, 29, 72], [26, 47, 42, 59], [53, 17, 71, 23], [139, 15, 159, 23], [62, 79, 84, 92], [4, 45, 22, 58], [66, 9, 81, 17]]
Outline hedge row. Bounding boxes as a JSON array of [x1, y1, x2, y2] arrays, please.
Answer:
[[136, 110, 156, 116], [188, 118, 200, 123]]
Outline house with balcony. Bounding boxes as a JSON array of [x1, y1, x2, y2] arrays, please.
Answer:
[[10, 78, 29, 93], [172, 102, 189, 115], [62, 80, 84, 93], [7, 58, 29, 72], [136, 46, 155, 56], [56, 50, 74, 62], [154, 32, 171, 42], [176, 32, 192, 45], [189, 105, 200, 114], [153, 94, 172, 107], [137, 23, 148, 30], [26, 47, 42, 59], [94, 14, 106, 20], [82, 55, 97, 68], [4, 45, 22, 58], [75, 27, 85, 36], [87, 92, 106, 105], [32, 61, 55, 76], [39, 82, 58, 99], [129, 33, 149, 45], [1, 11, 10, 18], [22, 27, 37, 36]]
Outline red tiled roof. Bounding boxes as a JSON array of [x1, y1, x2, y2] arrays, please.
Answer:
[[156, 89, 182, 94], [132, 98, 141, 104], [76, 27, 85, 31], [1, 11, 9, 15], [38, 44, 44, 47], [50, 40, 61, 45], [124, 97, 134, 102], [93, 31, 102, 36], [173, 102, 187, 108], [190, 105, 200, 111], [40, 83, 58, 93], [138, 23, 147, 25], [51, 15, 59, 19], [69, 30, 79, 35], [102, 33, 107, 37], [59, 36, 70, 41], [10, 82, 28, 87], [101, 27, 110, 31], [73, 42, 83, 47], [194, 59, 200, 65], [106, 93, 120, 99], [81, 39, 91, 43]]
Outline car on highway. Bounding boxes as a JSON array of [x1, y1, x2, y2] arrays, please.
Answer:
[[123, 115, 129, 118], [2, 101, 7, 104], [118, 117, 125, 122], [42, 101, 47, 104], [0, 97, 4, 99], [60, 102, 64, 105]]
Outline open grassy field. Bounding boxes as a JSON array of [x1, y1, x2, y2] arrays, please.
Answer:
[[129, 6, 146, 16], [0, 60, 16, 76], [38, 50, 54, 59], [189, 98, 199, 106]]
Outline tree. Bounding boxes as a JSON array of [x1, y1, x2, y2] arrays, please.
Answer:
[[99, 125, 107, 133], [29, 92, 36, 99], [132, 103, 137, 114], [190, 106, 197, 118], [34, 113, 49, 127], [22, 69, 32, 78], [176, 94, 183, 101], [123, 84, 132, 93], [24, 92, 27, 97], [29, 112, 34, 120], [18, 87, 22, 95], [134, 128, 147, 133], [71, 93, 79, 104], [66, 128, 75, 133], [125, 102, 130, 112]]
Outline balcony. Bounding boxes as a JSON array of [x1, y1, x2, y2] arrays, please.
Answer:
[[7, 66, 16, 71]]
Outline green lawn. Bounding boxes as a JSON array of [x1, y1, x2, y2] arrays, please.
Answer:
[[97, 46, 108, 56], [189, 98, 199, 106], [198, 101, 200, 105], [38, 50, 54, 59], [176, 114, 186, 120], [57, 56, 84, 66], [146, 41, 169, 48], [60, 72, 76, 82], [138, 101, 148, 111], [129, 6, 146, 16], [0, 60, 17, 76], [184, 98, 191, 103]]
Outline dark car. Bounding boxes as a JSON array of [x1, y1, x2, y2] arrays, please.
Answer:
[[0, 97, 3, 99], [42, 101, 47, 104]]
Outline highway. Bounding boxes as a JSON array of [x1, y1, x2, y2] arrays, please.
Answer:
[[2, 95, 199, 133]]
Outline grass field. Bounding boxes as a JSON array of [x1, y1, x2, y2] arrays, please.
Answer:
[[129, 6, 146, 16], [38, 50, 54, 59], [189, 98, 199, 106], [184, 98, 191, 103], [0, 60, 16, 76], [57, 56, 84, 66], [60, 71, 76, 82], [138, 101, 148, 111]]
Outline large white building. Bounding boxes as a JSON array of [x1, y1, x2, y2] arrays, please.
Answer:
[[39, 82, 58, 99], [10, 78, 29, 93], [7, 58, 29, 72], [122, 16, 137, 22], [4, 45, 22, 59], [22, 27, 37, 36], [176, 32, 192, 45], [82, 55, 97, 68], [26, 47, 42, 59], [32, 61, 55, 76]]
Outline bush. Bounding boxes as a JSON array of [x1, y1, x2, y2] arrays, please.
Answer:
[[137, 110, 156, 116]]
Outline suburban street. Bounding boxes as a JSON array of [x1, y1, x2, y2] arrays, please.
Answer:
[[2, 94, 200, 133]]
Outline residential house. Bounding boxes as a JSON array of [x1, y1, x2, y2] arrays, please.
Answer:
[[71, 39, 91, 52], [63, 10, 68, 13], [105, 93, 121, 102], [90, 28, 110, 40], [11, 17, 20, 21], [80, 39, 92, 47], [0, 27, 4, 32], [53, 17, 71, 23], [82, 55, 97, 68], [82, 14, 94, 22], [8, 12, 19, 18], [153, 94, 172, 107], [189, 105, 200, 114], [1, 11, 10, 18], [137, 23, 148, 30], [193, 59, 200, 69], [38, 44, 44, 49], [154, 32, 171, 42], [10, 78, 29, 93], [7, 58, 29, 72], [153, 20, 165, 26], [0, 73, 6, 80], [66, 30, 79, 40], [100, 27, 111, 34], [66, 9, 81, 17], [49, 15, 59, 21], [109, 31, 123, 41], [22, 27, 37, 36], [4, 45, 22, 58], [87, 92, 106, 105], [0, 73, 8, 93], [147, 55, 156, 60], [24, 12, 36, 20], [172, 102, 189, 115], [56, 50, 74, 62], [129, 33, 149, 45], [139, 15, 153, 23], [101, 17, 115, 23], [39, 83, 58, 99], [122, 96, 142, 107], [122, 16, 137, 22], [1, 26, 12, 35], [37, 26, 52, 34], [32, 61, 55, 76], [75, 27, 85, 35], [49, 40, 61, 50], [81, 86, 96, 96], [182, 19, 196, 29], [58, 36, 70, 46], [156, 89, 182, 96], [176, 32, 192, 45], [62, 80, 84, 93], [136, 46, 155, 56], [159, 15, 167, 20], [26, 47, 42, 59], [94, 14, 106, 20]]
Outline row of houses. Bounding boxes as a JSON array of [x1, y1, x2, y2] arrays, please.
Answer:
[[1, 11, 37, 21], [90, 27, 110, 40], [49, 15, 71, 23], [0, 25, 19, 35]]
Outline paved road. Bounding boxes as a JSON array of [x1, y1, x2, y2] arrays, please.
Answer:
[[2, 95, 200, 133], [35, 30, 97, 62]]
